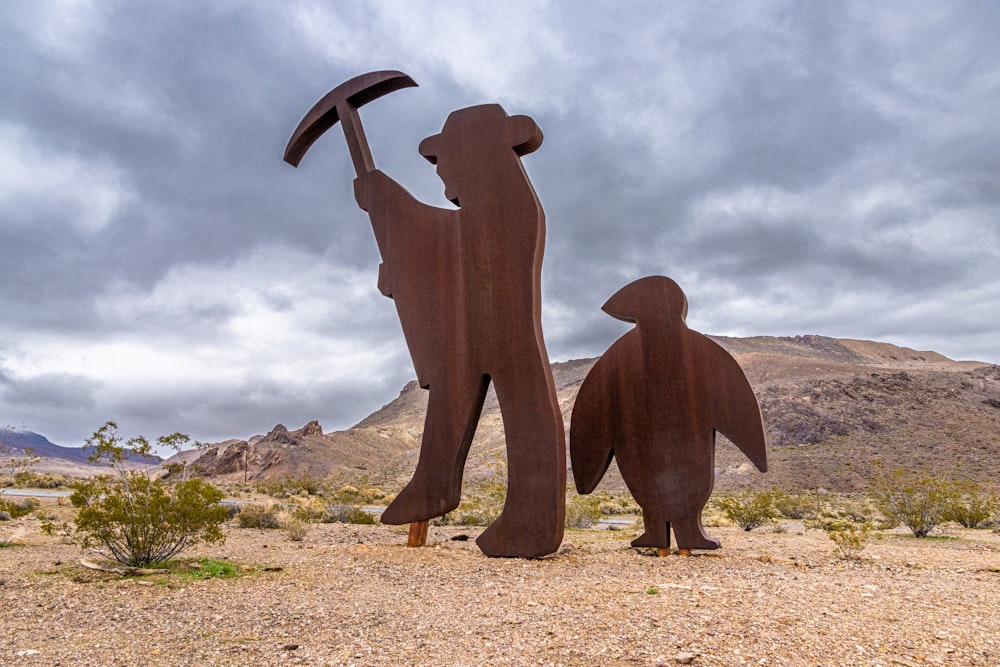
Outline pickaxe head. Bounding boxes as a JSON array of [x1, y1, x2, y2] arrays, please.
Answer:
[[284, 70, 417, 170]]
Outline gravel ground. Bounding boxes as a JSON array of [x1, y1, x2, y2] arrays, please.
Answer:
[[2, 508, 999, 666]]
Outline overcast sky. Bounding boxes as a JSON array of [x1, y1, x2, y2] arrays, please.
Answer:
[[2, 1, 998, 449]]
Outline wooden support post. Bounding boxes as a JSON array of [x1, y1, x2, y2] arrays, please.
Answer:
[[407, 520, 429, 547]]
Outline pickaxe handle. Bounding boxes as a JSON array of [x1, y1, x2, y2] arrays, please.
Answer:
[[284, 70, 417, 177], [338, 103, 375, 175]]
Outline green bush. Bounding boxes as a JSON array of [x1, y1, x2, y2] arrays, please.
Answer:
[[945, 481, 1000, 529], [593, 491, 641, 516], [288, 495, 329, 523], [324, 504, 376, 524], [327, 482, 387, 505], [0, 497, 39, 519], [283, 517, 310, 541], [256, 473, 327, 498], [772, 491, 818, 520], [69, 422, 229, 567], [456, 454, 507, 526], [1, 428, 40, 481], [565, 493, 602, 529], [12, 471, 69, 489], [235, 503, 282, 529], [869, 464, 960, 537], [824, 521, 876, 560], [713, 489, 779, 531]]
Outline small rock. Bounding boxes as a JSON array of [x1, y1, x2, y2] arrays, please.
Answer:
[[675, 652, 696, 664], [282, 644, 300, 651], [16, 650, 41, 657]]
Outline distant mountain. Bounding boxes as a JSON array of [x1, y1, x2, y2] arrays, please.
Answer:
[[180, 335, 1000, 493], [2, 430, 92, 465], [1, 429, 162, 474]]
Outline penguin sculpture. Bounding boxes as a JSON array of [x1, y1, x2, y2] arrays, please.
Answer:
[[570, 276, 767, 551]]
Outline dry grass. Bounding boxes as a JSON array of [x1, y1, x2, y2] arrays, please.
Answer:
[[2, 499, 999, 666]]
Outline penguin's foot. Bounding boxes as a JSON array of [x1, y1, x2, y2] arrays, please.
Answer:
[[673, 515, 722, 550], [675, 535, 721, 550], [631, 531, 669, 550]]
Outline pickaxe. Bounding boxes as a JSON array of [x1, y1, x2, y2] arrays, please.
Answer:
[[284, 70, 417, 175], [284, 70, 428, 547]]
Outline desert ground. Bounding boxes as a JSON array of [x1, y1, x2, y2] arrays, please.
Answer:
[[2, 499, 998, 667]]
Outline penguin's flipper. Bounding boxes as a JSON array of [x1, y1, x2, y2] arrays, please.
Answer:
[[569, 356, 619, 494], [696, 335, 768, 473]]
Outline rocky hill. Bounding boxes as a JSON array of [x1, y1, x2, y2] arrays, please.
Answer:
[[177, 335, 999, 493]]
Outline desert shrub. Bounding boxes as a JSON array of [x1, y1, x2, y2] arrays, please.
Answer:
[[457, 482, 505, 526], [836, 496, 876, 524], [804, 495, 876, 530], [772, 491, 818, 520], [565, 493, 602, 529], [1, 429, 40, 481], [593, 491, 640, 516], [945, 481, 1000, 529], [0, 497, 39, 519], [713, 489, 779, 531], [324, 504, 377, 524], [289, 495, 330, 523], [328, 482, 386, 505], [283, 517, 310, 541], [235, 503, 282, 529], [12, 471, 69, 489], [456, 453, 507, 526], [431, 511, 457, 526], [257, 473, 327, 498], [869, 464, 959, 537], [825, 520, 875, 560], [70, 422, 228, 567]]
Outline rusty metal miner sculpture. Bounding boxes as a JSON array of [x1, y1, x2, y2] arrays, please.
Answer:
[[285, 71, 565, 558], [570, 276, 768, 553]]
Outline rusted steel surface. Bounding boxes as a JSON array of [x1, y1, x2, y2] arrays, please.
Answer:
[[407, 520, 429, 548], [286, 74, 565, 558], [570, 276, 767, 552], [357, 105, 565, 558], [284, 70, 417, 174]]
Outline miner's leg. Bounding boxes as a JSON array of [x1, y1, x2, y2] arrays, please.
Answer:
[[380, 374, 489, 525], [477, 364, 565, 558]]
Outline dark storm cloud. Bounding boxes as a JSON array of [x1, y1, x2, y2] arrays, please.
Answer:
[[1, 1, 998, 446], [0, 371, 99, 412]]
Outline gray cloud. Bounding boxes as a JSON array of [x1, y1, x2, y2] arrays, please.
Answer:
[[1, 1, 998, 447]]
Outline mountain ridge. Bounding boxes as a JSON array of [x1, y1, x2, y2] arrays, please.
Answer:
[[9, 335, 999, 493], [180, 334, 1000, 493]]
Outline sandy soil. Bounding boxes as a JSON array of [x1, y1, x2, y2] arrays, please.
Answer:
[[2, 506, 999, 666]]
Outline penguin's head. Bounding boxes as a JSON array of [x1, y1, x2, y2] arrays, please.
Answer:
[[601, 275, 688, 326]]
